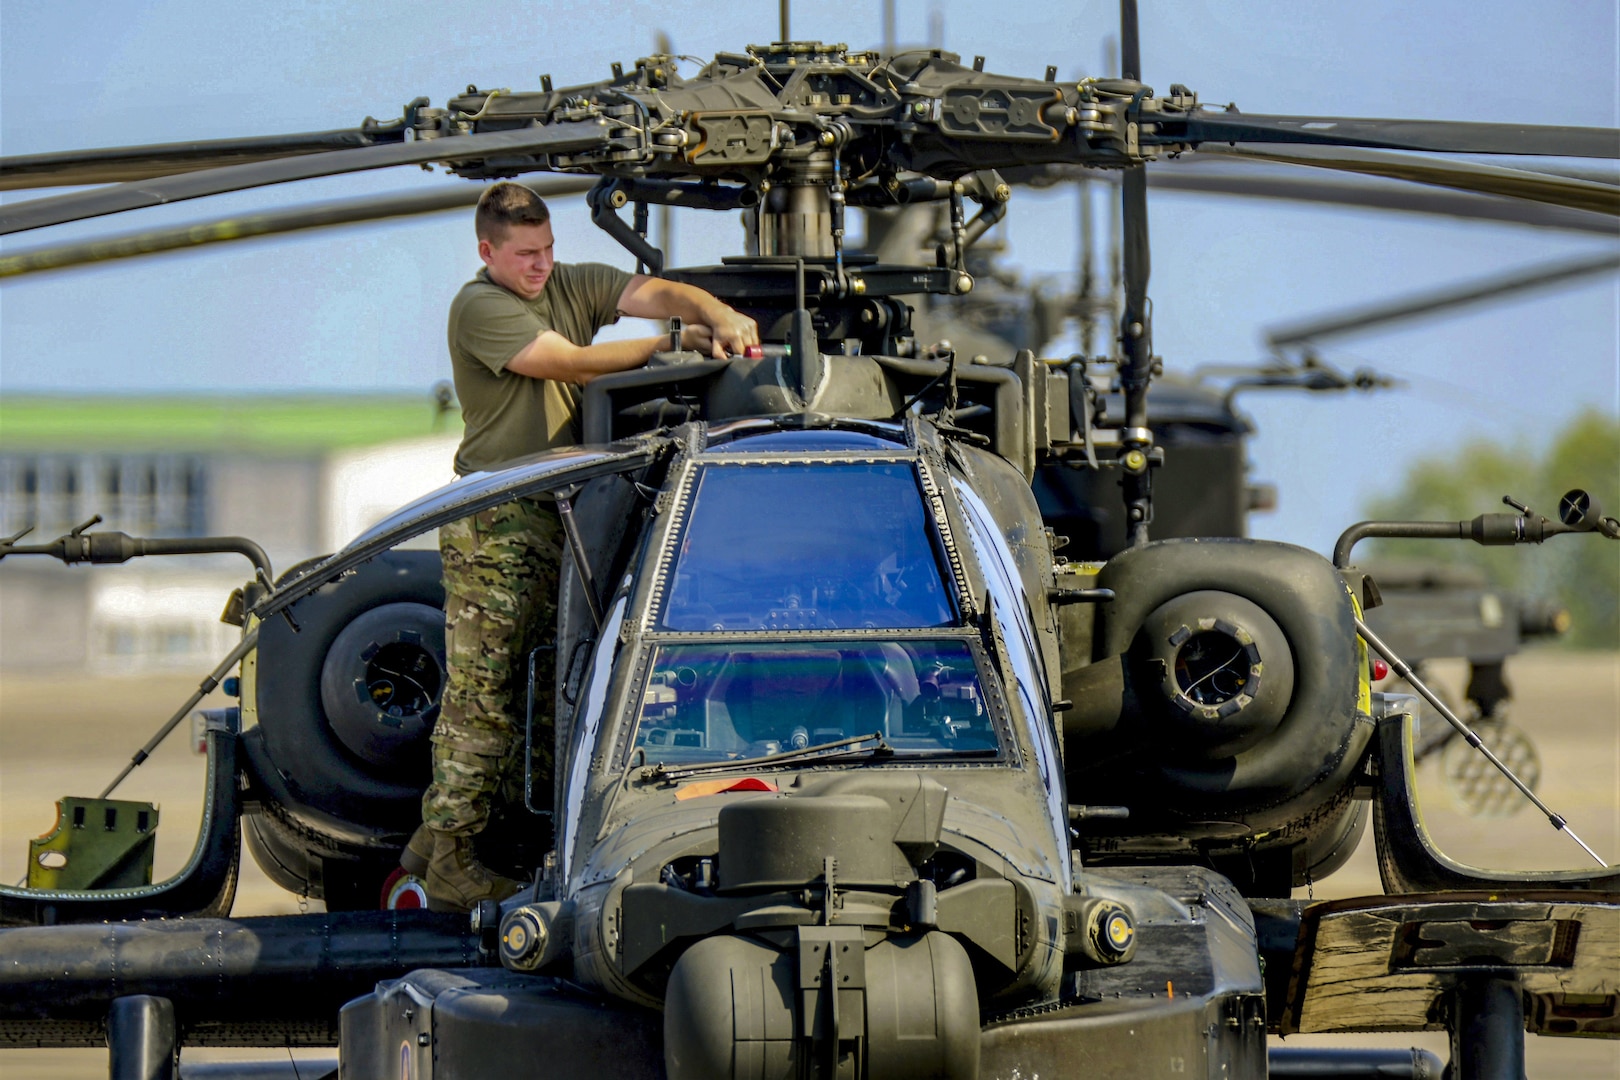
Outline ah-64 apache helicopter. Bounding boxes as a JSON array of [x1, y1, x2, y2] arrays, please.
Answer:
[[1, 4, 1618, 1078]]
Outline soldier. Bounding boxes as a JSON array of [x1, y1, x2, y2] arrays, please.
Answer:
[[404, 181, 758, 911]]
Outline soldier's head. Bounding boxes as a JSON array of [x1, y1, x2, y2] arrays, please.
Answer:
[[476, 182, 554, 299]]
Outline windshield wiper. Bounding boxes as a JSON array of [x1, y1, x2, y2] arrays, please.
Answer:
[[638, 731, 892, 783]]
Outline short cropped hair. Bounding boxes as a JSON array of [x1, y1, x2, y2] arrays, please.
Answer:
[[475, 182, 551, 245]]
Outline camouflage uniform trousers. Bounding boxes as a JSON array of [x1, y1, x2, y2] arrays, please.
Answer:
[[422, 497, 562, 836]]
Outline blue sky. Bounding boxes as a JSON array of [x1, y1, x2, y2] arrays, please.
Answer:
[[1, 0, 1616, 553]]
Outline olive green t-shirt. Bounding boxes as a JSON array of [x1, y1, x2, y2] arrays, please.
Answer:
[[448, 262, 635, 474]]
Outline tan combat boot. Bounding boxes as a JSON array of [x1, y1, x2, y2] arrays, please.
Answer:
[[423, 832, 524, 912], [399, 823, 433, 878]]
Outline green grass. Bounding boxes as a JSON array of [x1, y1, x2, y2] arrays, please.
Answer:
[[0, 394, 457, 453]]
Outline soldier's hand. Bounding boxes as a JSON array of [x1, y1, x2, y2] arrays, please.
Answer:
[[704, 305, 760, 359], [679, 324, 715, 354]]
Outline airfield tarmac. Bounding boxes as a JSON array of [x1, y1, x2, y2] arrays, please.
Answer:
[[2, 651, 1616, 1078]]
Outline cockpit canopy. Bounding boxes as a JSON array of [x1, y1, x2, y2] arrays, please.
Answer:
[[630, 638, 999, 766], [624, 428, 1009, 770], [660, 459, 957, 632]]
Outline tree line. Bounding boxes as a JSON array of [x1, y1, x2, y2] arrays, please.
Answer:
[[1364, 410, 1619, 649]]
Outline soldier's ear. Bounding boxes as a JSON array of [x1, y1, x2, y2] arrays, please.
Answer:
[[477, 238, 496, 266]]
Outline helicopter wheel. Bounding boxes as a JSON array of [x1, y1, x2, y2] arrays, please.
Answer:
[[242, 801, 402, 910]]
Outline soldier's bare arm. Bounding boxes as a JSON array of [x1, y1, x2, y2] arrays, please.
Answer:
[[504, 325, 713, 383], [617, 274, 759, 359]]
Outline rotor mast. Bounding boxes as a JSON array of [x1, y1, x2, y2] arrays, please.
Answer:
[[749, 155, 837, 258]]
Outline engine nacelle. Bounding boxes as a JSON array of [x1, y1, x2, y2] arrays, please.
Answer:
[[1062, 538, 1370, 895], [241, 550, 446, 907]]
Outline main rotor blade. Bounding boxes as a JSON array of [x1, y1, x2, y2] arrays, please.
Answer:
[[1116, 0, 1153, 548], [1162, 112, 1620, 159], [1198, 144, 1620, 217], [0, 122, 612, 236], [0, 178, 596, 280], [1120, 0, 1141, 81], [1146, 164, 1619, 234], [1004, 160, 1618, 234], [12, 161, 1608, 282], [0, 128, 406, 191], [1266, 250, 1620, 350]]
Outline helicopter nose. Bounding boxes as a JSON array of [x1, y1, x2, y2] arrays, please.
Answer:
[[664, 929, 979, 1080]]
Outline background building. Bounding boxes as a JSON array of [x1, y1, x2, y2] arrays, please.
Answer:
[[0, 394, 458, 673]]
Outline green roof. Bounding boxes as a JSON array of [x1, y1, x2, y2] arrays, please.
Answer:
[[0, 394, 457, 453]]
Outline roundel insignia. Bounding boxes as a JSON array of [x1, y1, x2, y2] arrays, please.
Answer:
[[382, 868, 428, 910]]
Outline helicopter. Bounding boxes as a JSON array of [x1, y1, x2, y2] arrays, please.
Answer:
[[893, 212, 1590, 814], [2, 3, 1619, 1079]]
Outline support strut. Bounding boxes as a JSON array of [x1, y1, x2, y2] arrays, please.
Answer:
[[108, 995, 177, 1080], [1449, 975, 1525, 1080]]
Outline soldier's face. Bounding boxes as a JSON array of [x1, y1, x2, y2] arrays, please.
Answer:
[[480, 221, 555, 300]]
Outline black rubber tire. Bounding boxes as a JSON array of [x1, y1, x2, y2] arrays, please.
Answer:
[[254, 549, 444, 835], [242, 803, 403, 909], [243, 806, 320, 899]]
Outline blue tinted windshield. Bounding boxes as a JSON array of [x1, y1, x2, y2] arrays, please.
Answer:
[[706, 429, 902, 453], [631, 639, 998, 765], [660, 462, 956, 631]]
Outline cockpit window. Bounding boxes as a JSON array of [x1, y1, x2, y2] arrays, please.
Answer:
[[660, 462, 957, 631], [706, 429, 902, 453], [630, 638, 999, 765]]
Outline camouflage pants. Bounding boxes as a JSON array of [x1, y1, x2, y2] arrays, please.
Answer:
[[422, 497, 562, 835]]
